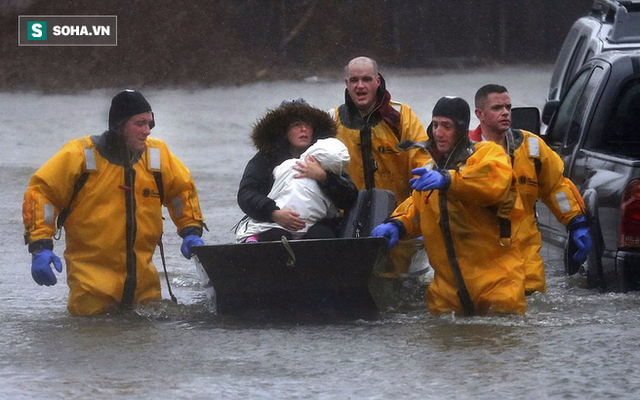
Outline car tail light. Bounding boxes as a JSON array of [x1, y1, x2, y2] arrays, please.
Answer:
[[620, 179, 640, 249]]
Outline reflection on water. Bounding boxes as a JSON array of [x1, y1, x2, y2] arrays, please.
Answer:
[[3, 67, 640, 398]]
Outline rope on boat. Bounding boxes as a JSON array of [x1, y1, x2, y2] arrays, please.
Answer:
[[281, 236, 296, 268]]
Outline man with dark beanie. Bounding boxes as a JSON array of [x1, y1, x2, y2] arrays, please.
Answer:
[[23, 89, 206, 316], [372, 96, 527, 316]]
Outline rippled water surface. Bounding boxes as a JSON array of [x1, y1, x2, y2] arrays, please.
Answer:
[[3, 65, 640, 399]]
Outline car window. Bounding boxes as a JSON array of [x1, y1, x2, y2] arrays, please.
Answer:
[[551, 69, 589, 150], [565, 67, 605, 149], [560, 36, 587, 99], [600, 79, 640, 153]]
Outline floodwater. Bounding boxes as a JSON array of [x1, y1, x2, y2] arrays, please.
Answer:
[[3, 65, 640, 399]]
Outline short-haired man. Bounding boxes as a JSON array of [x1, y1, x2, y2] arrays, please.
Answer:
[[471, 84, 591, 294]]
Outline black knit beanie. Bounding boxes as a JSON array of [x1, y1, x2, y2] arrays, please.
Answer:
[[108, 90, 154, 130], [432, 96, 470, 136]]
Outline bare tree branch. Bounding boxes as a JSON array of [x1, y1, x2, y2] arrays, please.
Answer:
[[280, 0, 318, 55]]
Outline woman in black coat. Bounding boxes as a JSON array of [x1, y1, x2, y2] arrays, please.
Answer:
[[237, 99, 358, 241]]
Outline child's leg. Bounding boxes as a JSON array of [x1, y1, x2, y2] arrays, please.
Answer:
[[244, 235, 259, 243]]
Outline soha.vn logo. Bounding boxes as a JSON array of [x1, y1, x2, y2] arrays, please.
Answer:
[[20, 16, 117, 46], [52, 25, 111, 36], [27, 21, 47, 40]]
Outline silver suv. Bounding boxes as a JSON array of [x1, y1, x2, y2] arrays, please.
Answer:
[[547, 0, 640, 102]]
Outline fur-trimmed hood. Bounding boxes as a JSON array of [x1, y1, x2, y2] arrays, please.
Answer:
[[251, 103, 337, 158]]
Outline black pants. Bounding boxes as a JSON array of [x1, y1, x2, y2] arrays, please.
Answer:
[[258, 219, 339, 242]]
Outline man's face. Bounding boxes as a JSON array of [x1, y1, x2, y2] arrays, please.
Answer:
[[476, 92, 512, 134], [432, 116, 457, 154], [345, 60, 381, 114], [122, 112, 153, 152], [286, 121, 313, 154]]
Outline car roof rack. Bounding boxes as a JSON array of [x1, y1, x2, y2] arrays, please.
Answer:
[[590, 0, 640, 43]]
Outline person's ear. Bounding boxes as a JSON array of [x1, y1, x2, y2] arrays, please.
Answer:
[[474, 108, 483, 121]]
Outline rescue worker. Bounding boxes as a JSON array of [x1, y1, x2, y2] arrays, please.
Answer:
[[471, 84, 591, 294], [237, 99, 358, 241], [23, 90, 206, 316], [372, 96, 527, 315], [330, 56, 430, 274]]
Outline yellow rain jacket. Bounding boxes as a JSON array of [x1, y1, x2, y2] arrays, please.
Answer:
[[332, 82, 430, 275], [332, 101, 429, 203], [393, 141, 527, 315], [470, 126, 586, 293], [23, 133, 205, 316]]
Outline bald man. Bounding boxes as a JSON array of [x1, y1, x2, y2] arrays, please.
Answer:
[[330, 56, 430, 275]]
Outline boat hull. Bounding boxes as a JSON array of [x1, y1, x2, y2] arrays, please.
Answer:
[[191, 237, 388, 317]]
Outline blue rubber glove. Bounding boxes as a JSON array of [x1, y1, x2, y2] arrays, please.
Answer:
[[31, 249, 63, 286], [181, 235, 205, 259], [371, 222, 400, 249], [409, 168, 446, 191], [569, 217, 592, 263]]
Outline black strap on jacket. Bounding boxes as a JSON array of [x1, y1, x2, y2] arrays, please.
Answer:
[[153, 171, 164, 204], [55, 171, 90, 238], [360, 126, 377, 190], [158, 232, 177, 303], [438, 190, 475, 316], [498, 217, 513, 247], [152, 170, 177, 303]]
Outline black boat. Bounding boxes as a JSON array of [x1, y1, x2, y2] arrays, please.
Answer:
[[192, 236, 388, 318], [191, 189, 430, 318]]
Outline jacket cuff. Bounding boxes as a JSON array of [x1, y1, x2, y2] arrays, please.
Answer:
[[567, 215, 588, 231], [28, 239, 53, 254], [382, 218, 407, 238], [179, 226, 203, 238]]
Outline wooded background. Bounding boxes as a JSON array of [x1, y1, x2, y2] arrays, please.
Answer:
[[1, 0, 593, 91]]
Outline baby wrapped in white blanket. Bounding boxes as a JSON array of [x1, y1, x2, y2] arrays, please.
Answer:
[[236, 138, 350, 242]]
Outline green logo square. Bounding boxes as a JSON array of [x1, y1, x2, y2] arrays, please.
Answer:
[[27, 21, 47, 40]]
